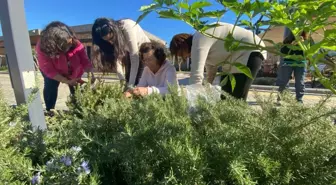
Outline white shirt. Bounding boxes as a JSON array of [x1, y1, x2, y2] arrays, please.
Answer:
[[116, 19, 151, 85], [190, 22, 267, 84], [137, 61, 178, 95]]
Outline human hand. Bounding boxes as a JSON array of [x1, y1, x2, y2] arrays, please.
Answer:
[[132, 87, 148, 97], [124, 91, 133, 98], [66, 78, 80, 86], [77, 79, 86, 85]]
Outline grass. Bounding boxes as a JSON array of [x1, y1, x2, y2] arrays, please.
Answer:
[[0, 66, 8, 71]]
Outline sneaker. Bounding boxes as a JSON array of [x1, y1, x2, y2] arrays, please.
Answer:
[[44, 111, 55, 117]]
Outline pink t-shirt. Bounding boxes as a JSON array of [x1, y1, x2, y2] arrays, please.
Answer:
[[36, 40, 92, 79]]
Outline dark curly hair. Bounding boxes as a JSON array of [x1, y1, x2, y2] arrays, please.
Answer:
[[139, 42, 166, 66], [169, 33, 193, 60], [92, 17, 127, 71], [40, 21, 78, 57]]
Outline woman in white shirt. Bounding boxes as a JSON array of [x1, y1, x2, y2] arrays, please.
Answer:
[[92, 18, 150, 86], [169, 22, 267, 100], [125, 42, 177, 97]]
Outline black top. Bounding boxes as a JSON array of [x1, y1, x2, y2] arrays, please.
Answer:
[[281, 45, 304, 62]]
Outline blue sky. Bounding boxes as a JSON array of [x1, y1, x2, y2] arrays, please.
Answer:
[[0, 0, 241, 43]]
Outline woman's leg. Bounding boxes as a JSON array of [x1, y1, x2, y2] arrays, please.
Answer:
[[135, 57, 145, 85], [123, 53, 144, 86], [69, 85, 76, 95], [293, 66, 306, 102], [42, 73, 60, 111], [276, 64, 294, 96], [124, 54, 131, 85], [221, 52, 263, 100]]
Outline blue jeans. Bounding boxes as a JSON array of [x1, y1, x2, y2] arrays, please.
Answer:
[[42, 72, 75, 111], [276, 62, 306, 101]]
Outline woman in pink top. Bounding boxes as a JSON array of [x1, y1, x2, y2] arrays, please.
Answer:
[[36, 21, 94, 111], [125, 42, 177, 97]]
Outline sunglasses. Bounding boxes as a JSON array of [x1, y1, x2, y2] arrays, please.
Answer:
[[96, 24, 111, 38]]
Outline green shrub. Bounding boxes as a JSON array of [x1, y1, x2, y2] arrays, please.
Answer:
[[0, 91, 35, 184], [49, 82, 336, 184], [1, 83, 336, 184], [0, 90, 99, 185]]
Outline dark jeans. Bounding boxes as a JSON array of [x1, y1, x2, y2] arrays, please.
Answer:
[[276, 62, 306, 101], [42, 72, 75, 111], [220, 52, 263, 100], [123, 54, 144, 86]]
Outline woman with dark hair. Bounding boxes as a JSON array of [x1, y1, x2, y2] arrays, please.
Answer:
[[276, 30, 309, 103], [124, 42, 177, 97], [169, 22, 267, 100], [36, 21, 94, 111], [91, 18, 150, 86]]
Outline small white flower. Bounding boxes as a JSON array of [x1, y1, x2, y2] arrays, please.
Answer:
[[71, 146, 82, 153], [9, 122, 16, 127]]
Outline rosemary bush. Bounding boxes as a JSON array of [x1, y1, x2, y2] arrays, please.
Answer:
[[1, 82, 336, 184]]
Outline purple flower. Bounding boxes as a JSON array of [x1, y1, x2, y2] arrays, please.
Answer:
[[60, 156, 72, 166], [71, 146, 82, 153], [80, 161, 90, 174], [31, 172, 41, 184]]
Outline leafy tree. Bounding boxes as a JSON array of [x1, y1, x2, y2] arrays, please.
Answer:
[[138, 0, 336, 93]]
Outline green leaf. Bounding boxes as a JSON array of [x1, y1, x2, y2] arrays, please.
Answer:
[[229, 74, 236, 91], [198, 10, 226, 18], [321, 43, 336, 51], [286, 44, 302, 51], [217, 71, 229, 76], [324, 29, 336, 39], [154, 0, 165, 6], [235, 45, 263, 52], [307, 42, 323, 57], [199, 23, 221, 32], [139, 3, 159, 12], [224, 32, 235, 51], [165, 0, 178, 6], [239, 20, 252, 27], [233, 63, 253, 79], [178, 2, 189, 9], [136, 11, 152, 24], [243, 0, 252, 13], [158, 10, 181, 20], [190, 1, 212, 10], [257, 20, 270, 27], [283, 55, 306, 61], [220, 75, 229, 86]]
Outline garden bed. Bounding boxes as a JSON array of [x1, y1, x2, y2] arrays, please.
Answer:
[[1, 83, 336, 184]]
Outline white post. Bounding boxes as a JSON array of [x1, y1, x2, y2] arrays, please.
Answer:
[[0, 0, 47, 130]]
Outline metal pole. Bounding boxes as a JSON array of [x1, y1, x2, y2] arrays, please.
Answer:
[[0, 0, 46, 130]]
